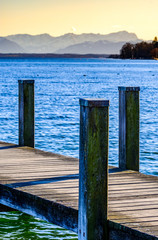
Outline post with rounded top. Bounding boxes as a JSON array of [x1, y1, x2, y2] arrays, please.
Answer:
[[78, 98, 110, 240], [19, 80, 35, 148], [119, 87, 140, 171]]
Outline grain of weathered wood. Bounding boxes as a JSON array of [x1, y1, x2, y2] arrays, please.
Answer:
[[0, 141, 158, 239], [119, 87, 140, 171], [19, 80, 35, 148], [79, 99, 109, 240]]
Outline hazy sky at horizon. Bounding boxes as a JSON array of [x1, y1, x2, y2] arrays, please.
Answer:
[[0, 0, 157, 40]]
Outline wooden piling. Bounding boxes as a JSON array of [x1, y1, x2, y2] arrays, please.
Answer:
[[78, 99, 110, 240], [18, 80, 35, 148], [119, 87, 140, 171]]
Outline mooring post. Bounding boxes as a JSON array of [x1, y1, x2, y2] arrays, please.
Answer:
[[78, 99, 109, 240], [18, 80, 35, 148], [119, 87, 140, 171]]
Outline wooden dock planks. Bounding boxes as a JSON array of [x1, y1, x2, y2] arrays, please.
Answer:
[[108, 171, 158, 238], [0, 141, 158, 239]]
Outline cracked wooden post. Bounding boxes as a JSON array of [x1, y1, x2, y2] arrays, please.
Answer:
[[19, 80, 35, 148], [119, 87, 140, 171], [78, 98, 109, 240]]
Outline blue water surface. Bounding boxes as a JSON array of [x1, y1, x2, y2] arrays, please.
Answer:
[[0, 58, 158, 239]]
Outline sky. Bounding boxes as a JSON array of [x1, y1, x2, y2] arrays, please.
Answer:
[[0, 0, 158, 40]]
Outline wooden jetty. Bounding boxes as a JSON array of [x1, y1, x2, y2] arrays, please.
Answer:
[[0, 81, 158, 240]]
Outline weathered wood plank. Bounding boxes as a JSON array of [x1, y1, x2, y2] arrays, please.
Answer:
[[0, 184, 78, 233], [0, 141, 158, 239], [111, 217, 158, 224]]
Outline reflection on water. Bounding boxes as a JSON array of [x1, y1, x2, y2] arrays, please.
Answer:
[[0, 212, 78, 240], [0, 58, 158, 239]]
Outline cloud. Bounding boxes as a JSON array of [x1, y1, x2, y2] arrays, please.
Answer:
[[71, 26, 77, 32]]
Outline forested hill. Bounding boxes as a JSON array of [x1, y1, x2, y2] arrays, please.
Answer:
[[120, 37, 158, 59]]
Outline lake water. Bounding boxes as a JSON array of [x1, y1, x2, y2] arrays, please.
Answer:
[[0, 58, 158, 239]]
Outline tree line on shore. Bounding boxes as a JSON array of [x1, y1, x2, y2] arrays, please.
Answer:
[[120, 37, 158, 59]]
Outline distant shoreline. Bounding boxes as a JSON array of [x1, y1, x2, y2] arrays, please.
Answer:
[[1, 54, 155, 60], [0, 53, 110, 59]]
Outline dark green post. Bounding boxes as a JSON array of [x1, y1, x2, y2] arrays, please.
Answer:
[[78, 99, 109, 240], [119, 87, 140, 171], [19, 80, 35, 148]]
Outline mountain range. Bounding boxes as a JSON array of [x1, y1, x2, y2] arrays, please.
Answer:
[[0, 31, 141, 54]]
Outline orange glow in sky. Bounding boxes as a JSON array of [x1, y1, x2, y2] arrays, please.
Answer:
[[0, 0, 158, 40]]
